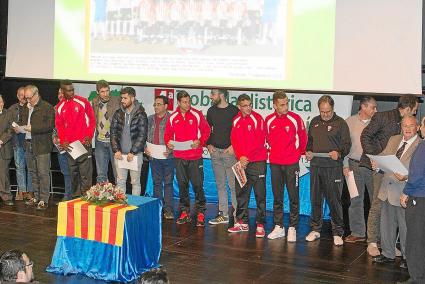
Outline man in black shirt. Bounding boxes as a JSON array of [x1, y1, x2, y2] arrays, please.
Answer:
[[207, 89, 239, 225], [305, 95, 351, 246]]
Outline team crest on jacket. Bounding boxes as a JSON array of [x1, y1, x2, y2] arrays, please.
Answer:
[[248, 125, 252, 131], [74, 106, 79, 112], [285, 126, 290, 132], [189, 119, 193, 125], [327, 125, 332, 132]]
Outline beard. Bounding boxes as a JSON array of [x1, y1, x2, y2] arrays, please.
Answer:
[[212, 97, 221, 106]]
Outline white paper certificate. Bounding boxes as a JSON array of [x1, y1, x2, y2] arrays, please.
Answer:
[[366, 154, 408, 176], [345, 171, 359, 199], [146, 142, 167, 159], [117, 155, 138, 171], [170, 140, 192, 151], [68, 140, 88, 160]]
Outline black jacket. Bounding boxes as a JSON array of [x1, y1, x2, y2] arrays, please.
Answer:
[[306, 113, 351, 168], [21, 99, 55, 155], [359, 108, 401, 168], [110, 102, 148, 155]]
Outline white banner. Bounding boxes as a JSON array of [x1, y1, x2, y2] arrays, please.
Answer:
[[74, 83, 353, 160]]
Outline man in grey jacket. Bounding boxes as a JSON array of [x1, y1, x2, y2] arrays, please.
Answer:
[[145, 95, 174, 219], [91, 80, 120, 184]]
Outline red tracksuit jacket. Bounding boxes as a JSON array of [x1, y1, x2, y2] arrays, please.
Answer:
[[231, 110, 267, 162], [164, 107, 211, 160], [265, 111, 307, 165], [55, 95, 96, 144]]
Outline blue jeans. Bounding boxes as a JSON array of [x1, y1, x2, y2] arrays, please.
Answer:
[[150, 158, 174, 213], [13, 146, 33, 192], [115, 153, 143, 196], [58, 152, 72, 199], [94, 141, 116, 184]]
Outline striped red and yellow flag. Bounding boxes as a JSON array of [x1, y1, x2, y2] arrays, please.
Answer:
[[57, 199, 137, 246]]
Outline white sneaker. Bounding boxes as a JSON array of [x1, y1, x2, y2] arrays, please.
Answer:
[[333, 236, 344, 246], [267, 225, 285, 239], [287, 227, 297, 242], [305, 231, 320, 242]]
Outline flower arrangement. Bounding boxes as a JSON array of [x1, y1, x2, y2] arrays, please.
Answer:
[[82, 183, 127, 205]]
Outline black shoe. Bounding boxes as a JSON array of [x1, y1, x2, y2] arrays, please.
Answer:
[[372, 255, 395, 263], [400, 259, 408, 269]]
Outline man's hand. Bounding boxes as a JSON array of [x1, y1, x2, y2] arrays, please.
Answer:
[[167, 141, 174, 150], [305, 151, 313, 161], [394, 172, 408, 181], [163, 151, 169, 158], [207, 144, 216, 154], [83, 137, 91, 147], [240, 156, 249, 168], [224, 145, 234, 155], [61, 141, 72, 152], [400, 193, 409, 208], [127, 153, 134, 162], [343, 167, 350, 177], [144, 148, 151, 157], [329, 151, 339, 161], [191, 139, 200, 149], [13, 127, 20, 134], [114, 151, 123, 160], [370, 160, 378, 171]]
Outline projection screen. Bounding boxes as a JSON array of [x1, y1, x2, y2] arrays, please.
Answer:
[[5, 0, 423, 94]]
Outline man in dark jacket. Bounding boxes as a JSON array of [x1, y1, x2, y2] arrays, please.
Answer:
[[0, 95, 14, 206], [360, 94, 418, 256], [21, 85, 55, 210], [305, 95, 351, 246], [110, 87, 148, 196], [91, 79, 120, 184]]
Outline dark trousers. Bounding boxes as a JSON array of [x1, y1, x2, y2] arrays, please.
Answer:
[[0, 157, 12, 202], [151, 158, 175, 213], [270, 162, 299, 227], [235, 161, 266, 224], [405, 196, 425, 282], [67, 146, 93, 197], [174, 158, 206, 213], [310, 166, 344, 236]]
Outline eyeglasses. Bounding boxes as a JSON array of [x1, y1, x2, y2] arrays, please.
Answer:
[[240, 104, 252, 108], [25, 95, 36, 101], [26, 261, 33, 267], [153, 103, 165, 107]]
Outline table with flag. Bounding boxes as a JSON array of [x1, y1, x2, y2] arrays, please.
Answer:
[[47, 195, 162, 282]]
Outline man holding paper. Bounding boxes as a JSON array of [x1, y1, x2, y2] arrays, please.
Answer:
[[21, 85, 55, 210], [343, 96, 377, 243], [146, 95, 174, 219], [305, 95, 351, 246], [164, 90, 211, 226], [370, 116, 420, 268], [227, 94, 267, 238], [55, 80, 96, 198], [110, 87, 148, 196]]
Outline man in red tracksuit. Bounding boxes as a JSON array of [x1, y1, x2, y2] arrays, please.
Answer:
[[164, 90, 211, 226], [265, 90, 307, 242], [55, 80, 96, 197], [228, 94, 268, 238]]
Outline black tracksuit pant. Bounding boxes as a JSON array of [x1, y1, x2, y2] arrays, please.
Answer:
[[405, 196, 425, 282], [310, 165, 344, 236], [235, 161, 266, 224], [174, 158, 206, 214], [270, 162, 300, 227]]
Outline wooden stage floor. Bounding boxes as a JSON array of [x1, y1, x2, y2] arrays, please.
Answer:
[[0, 198, 409, 283]]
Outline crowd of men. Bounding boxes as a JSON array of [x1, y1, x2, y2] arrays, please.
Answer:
[[0, 82, 424, 283]]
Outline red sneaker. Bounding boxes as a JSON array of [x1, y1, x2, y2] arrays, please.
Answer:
[[196, 212, 205, 227], [176, 211, 191, 225], [228, 221, 249, 233], [255, 224, 265, 238]]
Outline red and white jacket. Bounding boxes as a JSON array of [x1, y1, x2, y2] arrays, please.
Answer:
[[231, 110, 267, 162], [164, 107, 211, 160], [55, 95, 96, 145], [265, 111, 307, 165]]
